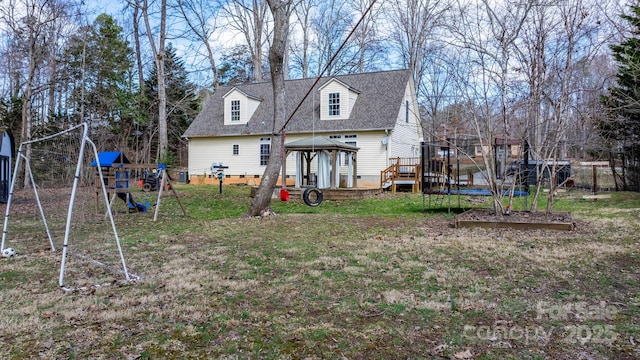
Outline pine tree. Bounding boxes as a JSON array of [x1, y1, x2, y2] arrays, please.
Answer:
[[601, 4, 640, 190], [64, 14, 135, 144]]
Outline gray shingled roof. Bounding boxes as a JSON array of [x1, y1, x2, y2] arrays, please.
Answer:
[[183, 69, 412, 138], [284, 136, 360, 152]]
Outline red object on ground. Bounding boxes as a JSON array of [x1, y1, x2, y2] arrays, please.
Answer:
[[280, 189, 289, 201]]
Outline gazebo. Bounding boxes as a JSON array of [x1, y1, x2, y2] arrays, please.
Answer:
[[284, 136, 359, 189]]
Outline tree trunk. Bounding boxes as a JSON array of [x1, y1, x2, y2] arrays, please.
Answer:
[[21, 85, 32, 189], [157, 54, 168, 160], [140, 0, 168, 162], [252, 0, 264, 82], [21, 34, 38, 189], [246, 0, 290, 217], [132, 3, 145, 92], [157, 0, 168, 160]]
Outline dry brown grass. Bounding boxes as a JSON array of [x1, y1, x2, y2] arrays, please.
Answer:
[[0, 186, 638, 359]]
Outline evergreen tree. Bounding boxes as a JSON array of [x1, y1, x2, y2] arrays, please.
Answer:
[[0, 96, 23, 133], [601, 4, 640, 190], [144, 44, 200, 166], [218, 44, 254, 85], [64, 14, 135, 144]]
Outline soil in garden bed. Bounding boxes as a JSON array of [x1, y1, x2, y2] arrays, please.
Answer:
[[456, 208, 573, 224], [455, 208, 575, 231]]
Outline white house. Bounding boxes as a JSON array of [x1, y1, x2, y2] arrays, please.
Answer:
[[183, 69, 423, 188]]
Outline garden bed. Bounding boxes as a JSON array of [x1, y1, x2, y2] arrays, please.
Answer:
[[454, 208, 575, 231]]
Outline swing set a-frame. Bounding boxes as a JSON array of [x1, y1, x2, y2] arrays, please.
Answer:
[[92, 152, 186, 221]]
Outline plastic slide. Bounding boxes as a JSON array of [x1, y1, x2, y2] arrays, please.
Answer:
[[117, 192, 147, 212]]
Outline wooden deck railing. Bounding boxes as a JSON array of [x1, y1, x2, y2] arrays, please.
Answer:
[[381, 157, 421, 192], [381, 157, 474, 192]]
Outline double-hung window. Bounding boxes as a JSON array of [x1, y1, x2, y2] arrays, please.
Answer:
[[328, 92, 340, 116], [344, 135, 357, 165], [260, 137, 271, 166], [231, 100, 241, 122]]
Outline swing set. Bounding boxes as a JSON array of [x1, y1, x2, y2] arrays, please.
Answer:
[[92, 152, 186, 221]]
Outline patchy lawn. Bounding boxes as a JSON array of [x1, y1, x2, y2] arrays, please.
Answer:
[[0, 186, 638, 359]]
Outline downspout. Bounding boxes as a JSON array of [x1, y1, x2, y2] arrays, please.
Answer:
[[385, 129, 390, 166]]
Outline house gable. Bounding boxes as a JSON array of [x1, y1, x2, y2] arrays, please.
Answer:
[[318, 78, 359, 121], [388, 77, 423, 159], [222, 88, 262, 125]]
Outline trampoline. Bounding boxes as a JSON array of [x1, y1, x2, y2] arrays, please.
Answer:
[[420, 142, 531, 213], [441, 189, 528, 197]]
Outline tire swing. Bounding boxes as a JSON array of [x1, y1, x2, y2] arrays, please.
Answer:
[[302, 187, 323, 207]]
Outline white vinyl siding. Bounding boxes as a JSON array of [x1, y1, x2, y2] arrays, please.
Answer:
[[189, 136, 276, 177], [187, 132, 388, 186], [246, 97, 260, 120], [345, 132, 388, 180], [349, 91, 358, 114], [388, 81, 423, 160]]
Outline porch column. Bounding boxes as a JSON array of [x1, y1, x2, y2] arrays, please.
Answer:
[[295, 151, 302, 188], [282, 150, 288, 188], [347, 152, 353, 188], [352, 153, 358, 188], [305, 151, 312, 186]]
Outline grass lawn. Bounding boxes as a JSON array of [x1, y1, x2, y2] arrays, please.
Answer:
[[0, 184, 638, 359]]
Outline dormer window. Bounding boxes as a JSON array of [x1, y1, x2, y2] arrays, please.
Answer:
[[223, 88, 262, 125], [319, 79, 358, 121], [328, 92, 340, 116], [230, 100, 240, 122]]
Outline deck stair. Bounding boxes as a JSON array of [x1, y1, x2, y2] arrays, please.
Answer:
[[380, 157, 421, 192]]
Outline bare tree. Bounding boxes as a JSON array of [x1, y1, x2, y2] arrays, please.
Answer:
[[246, 0, 292, 217], [130, 3, 146, 91], [293, 0, 380, 76], [386, 0, 453, 94], [350, 0, 385, 73], [126, 1, 151, 163], [514, 0, 609, 211], [221, 0, 270, 82], [138, 0, 169, 161], [419, 46, 463, 142], [174, 0, 223, 89], [0, 0, 74, 187], [290, 0, 318, 78], [448, 0, 532, 213], [309, 0, 353, 75]]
